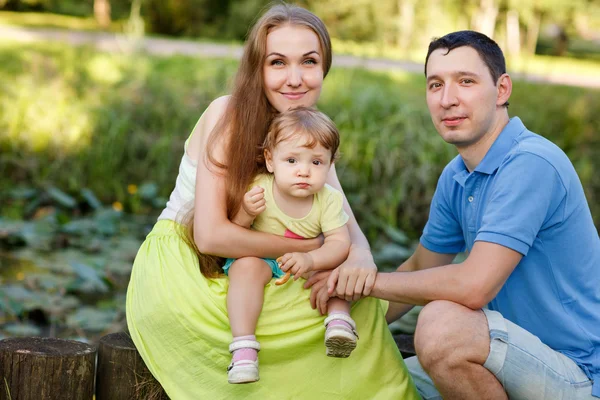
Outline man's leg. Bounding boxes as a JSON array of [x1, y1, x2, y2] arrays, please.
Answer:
[[406, 300, 595, 400], [413, 300, 507, 400]]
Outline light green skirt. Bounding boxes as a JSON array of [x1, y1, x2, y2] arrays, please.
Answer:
[[126, 220, 420, 400]]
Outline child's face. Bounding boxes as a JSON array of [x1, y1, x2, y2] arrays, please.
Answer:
[[265, 134, 332, 198]]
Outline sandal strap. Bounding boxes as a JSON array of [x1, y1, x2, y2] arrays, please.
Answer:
[[227, 359, 258, 372], [324, 313, 357, 330], [229, 340, 261, 353]]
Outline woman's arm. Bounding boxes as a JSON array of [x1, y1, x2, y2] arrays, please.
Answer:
[[324, 165, 377, 301], [189, 97, 320, 258]]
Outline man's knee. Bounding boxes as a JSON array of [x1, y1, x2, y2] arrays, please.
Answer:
[[415, 300, 488, 369]]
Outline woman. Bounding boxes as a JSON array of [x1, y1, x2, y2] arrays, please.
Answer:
[[126, 3, 419, 399]]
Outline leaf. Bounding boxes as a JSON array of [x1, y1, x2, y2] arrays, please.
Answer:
[[66, 307, 118, 332], [8, 187, 38, 200], [2, 323, 41, 337], [384, 226, 409, 245], [69, 262, 109, 293], [138, 182, 158, 201], [81, 188, 103, 210], [46, 187, 77, 208], [373, 243, 413, 264]]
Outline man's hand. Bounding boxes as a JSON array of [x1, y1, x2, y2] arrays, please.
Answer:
[[328, 246, 377, 301], [279, 252, 315, 280], [304, 270, 334, 315], [242, 186, 266, 217]]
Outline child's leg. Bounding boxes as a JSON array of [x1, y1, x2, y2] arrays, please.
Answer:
[[226, 257, 272, 384], [227, 257, 272, 337], [324, 297, 358, 358]]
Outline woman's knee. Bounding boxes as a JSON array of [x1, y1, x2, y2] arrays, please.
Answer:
[[414, 300, 488, 368], [228, 257, 272, 282]]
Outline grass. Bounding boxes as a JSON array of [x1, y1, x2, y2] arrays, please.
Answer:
[[1, 40, 600, 242]]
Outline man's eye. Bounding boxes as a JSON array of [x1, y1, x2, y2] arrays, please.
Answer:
[[429, 82, 442, 89]]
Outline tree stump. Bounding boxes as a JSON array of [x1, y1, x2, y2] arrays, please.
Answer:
[[0, 337, 96, 400], [393, 334, 416, 359], [96, 332, 168, 400]]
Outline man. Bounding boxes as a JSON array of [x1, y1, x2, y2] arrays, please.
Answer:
[[309, 30, 599, 399]]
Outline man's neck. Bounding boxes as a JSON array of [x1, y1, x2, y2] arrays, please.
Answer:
[[458, 113, 510, 172]]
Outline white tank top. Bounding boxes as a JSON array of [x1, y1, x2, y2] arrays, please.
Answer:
[[157, 140, 197, 223]]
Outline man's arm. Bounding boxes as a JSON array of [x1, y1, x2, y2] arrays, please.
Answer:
[[386, 244, 456, 322], [375, 241, 522, 311]]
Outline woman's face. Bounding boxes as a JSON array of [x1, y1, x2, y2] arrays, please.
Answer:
[[263, 25, 325, 113]]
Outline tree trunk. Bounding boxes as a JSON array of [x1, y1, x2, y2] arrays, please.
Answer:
[[0, 337, 96, 400], [506, 9, 521, 56], [94, 0, 112, 30], [397, 0, 417, 56], [96, 332, 168, 400], [473, 0, 499, 39], [526, 10, 542, 56]]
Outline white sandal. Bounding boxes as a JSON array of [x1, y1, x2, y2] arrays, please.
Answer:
[[227, 340, 261, 384], [324, 313, 359, 358]]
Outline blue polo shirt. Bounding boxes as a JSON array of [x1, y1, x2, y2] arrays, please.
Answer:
[[421, 117, 600, 396]]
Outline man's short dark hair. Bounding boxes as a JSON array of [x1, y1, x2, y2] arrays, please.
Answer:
[[424, 30, 506, 84], [425, 30, 509, 107]]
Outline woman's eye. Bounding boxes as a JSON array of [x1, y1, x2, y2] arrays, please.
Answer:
[[271, 60, 284, 66], [304, 59, 317, 65]]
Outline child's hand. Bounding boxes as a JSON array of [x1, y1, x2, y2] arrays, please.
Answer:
[[242, 186, 266, 217], [279, 252, 314, 280]]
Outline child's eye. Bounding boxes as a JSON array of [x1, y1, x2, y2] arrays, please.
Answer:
[[312, 160, 322, 165], [286, 158, 297, 164]]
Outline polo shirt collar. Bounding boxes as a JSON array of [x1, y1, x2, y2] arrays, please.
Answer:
[[451, 117, 526, 186], [475, 117, 527, 174]]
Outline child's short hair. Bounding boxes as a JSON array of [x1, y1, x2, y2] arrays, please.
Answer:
[[263, 107, 340, 162]]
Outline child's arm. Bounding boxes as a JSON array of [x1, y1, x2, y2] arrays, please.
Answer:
[[279, 225, 351, 280], [230, 186, 265, 228]]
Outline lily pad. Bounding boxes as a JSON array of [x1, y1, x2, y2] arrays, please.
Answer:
[[66, 307, 118, 332], [46, 187, 77, 209]]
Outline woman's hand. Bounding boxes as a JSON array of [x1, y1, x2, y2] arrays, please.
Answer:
[[328, 246, 377, 301]]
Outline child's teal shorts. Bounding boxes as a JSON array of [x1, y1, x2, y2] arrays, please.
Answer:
[[223, 258, 286, 278]]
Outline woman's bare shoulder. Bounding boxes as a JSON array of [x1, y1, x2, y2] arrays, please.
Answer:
[[187, 95, 231, 161]]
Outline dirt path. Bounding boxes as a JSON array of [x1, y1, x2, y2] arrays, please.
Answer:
[[2, 25, 599, 89]]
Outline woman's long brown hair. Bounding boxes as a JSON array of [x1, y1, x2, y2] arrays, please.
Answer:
[[182, 3, 332, 278]]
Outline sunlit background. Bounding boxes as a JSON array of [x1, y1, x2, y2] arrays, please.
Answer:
[[0, 0, 599, 341]]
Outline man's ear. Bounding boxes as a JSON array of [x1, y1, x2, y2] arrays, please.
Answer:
[[264, 149, 274, 173], [496, 73, 512, 107]]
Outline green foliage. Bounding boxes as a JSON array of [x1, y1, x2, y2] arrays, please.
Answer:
[[1, 42, 600, 244]]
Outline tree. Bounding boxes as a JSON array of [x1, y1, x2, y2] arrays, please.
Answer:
[[94, 0, 112, 29]]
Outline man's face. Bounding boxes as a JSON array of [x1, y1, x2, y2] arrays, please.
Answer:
[[425, 46, 501, 149]]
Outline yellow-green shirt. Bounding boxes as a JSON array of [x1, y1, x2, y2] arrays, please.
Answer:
[[251, 174, 349, 239]]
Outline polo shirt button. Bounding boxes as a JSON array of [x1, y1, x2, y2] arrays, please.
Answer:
[[468, 196, 474, 202]]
